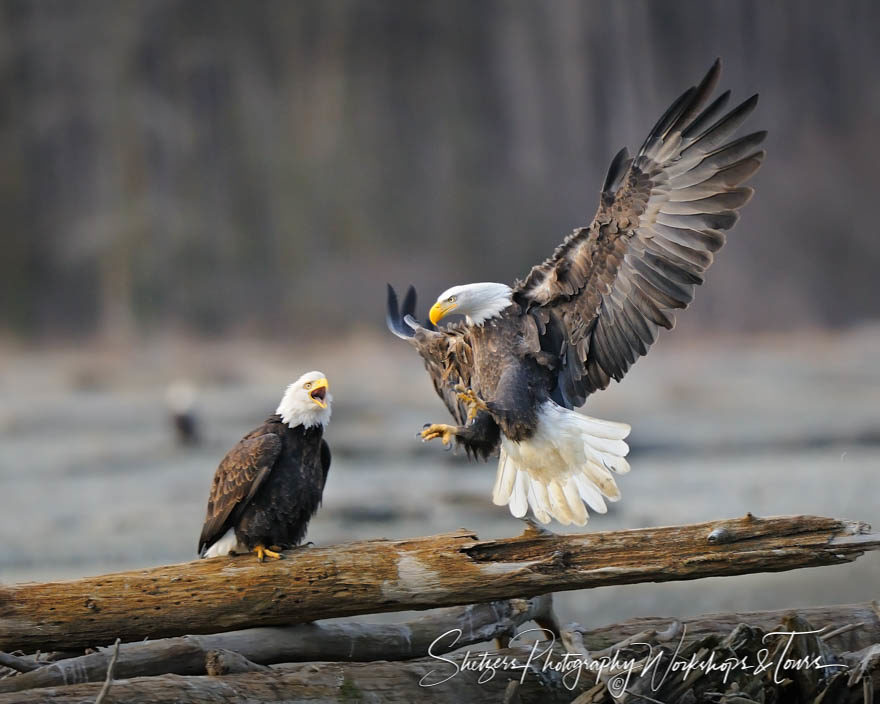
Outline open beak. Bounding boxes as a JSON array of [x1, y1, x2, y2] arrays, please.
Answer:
[[309, 378, 329, 408], [429, 301, 457, 325]]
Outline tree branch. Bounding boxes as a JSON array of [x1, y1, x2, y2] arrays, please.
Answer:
[[1, 514, 877, 653], [92, 638, 119, 704], [0, 652, 38, 674]]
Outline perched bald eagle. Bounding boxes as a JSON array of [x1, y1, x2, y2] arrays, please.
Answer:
[[387, 60, 764, 526], [198, 371, 332, 561]]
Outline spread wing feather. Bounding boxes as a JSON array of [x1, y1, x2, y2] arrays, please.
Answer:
[[514, 60, 764, 407], [197, 433, 282, 554]]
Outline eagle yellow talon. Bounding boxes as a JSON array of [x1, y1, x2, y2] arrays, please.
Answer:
[[454, 384, 489, 420], [421, 423, 456, 446], [255, 545, 283, 562]]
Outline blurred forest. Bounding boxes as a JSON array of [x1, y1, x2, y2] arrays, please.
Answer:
[[0, 0, 878, 342]]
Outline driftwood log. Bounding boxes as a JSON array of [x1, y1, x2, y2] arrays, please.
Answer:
[[5, 610, 880, 704], [1, 514, 877, 653], [0, 596, 557, 693], [0, 646, 585, 704], [2, 598, 877, 695]]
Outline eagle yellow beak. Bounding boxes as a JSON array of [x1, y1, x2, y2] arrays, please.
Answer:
[[308, 378, 329, 408], [429, 301, 457, 325]]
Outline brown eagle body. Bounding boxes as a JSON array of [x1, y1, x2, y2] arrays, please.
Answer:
[[198, 415, 331, 558], [388, 60, 764, 526]]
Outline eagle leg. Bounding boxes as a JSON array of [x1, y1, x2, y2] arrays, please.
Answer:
[[255, 545, 283, 562], [454, 383, 489, 421], [420, 423, 457, 446]]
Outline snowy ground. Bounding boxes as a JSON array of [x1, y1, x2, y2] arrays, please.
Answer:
[[1, 325, 878, 629]]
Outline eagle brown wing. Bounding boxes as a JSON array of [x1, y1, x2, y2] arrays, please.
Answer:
[[197, 432, 282, 555], [418, 325, 474, 428], [386, 284, 472, 427], [515, 60, 765, 408]]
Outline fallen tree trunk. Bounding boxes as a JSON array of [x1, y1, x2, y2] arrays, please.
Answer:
[[2, 514, 877, 652], [5, 608, 880, 704], [0, 596, 556, 693], [2, 598, 877, 695], [0, 646, 583, 704]]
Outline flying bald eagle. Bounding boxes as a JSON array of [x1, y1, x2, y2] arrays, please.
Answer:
[[387, 60, 764, 526], [198, 371, 332, 561]]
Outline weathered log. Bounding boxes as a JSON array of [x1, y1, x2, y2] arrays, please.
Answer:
[[4, 602, 880, 703], [0, 596, 553, 693], [4, 598, 877, 695], [2, 514, 877, 653], [573, 599, 880, 654], [0, 646, 586, 704]]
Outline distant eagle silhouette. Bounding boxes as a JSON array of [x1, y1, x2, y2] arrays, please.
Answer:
[[388, 60, 764, 526], [198, 371, 332, 561]]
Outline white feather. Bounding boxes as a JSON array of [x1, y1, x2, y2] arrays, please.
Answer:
[[496, 401, 630, 524], [202, 528, 244, 558], [574, 474, 608, 514], [573, 414, 631, 439], [529, 479, 553, 524], [548, 480, 573, 525], [581, 434, 629, 457], [508, 470, 529, 518], [563, 477, 589, 526], [492, 448, 517, 505]]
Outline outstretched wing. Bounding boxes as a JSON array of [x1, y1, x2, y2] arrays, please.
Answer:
[[515, 60, 765, 408], [197, 432, 282, 554], [386, 284, 473, 427]]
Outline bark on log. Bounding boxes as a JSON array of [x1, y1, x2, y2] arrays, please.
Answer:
[[1, 514, 877, 653], [0, 646, 584, 704], [0, 597, 554, 693]]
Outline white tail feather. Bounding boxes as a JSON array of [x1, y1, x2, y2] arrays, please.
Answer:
[[530, 479, 553, 524], [563, 478, 588, 525], [526, 481, 551, 524], [574, 474, 607, 514], [509, 470, 529, 517], [492, 401, 630, 526], [492, 449, 517, 505]]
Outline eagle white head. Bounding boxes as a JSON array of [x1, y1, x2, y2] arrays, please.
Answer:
[[277, 371, 332, 429], [429, 282, 513, 326]]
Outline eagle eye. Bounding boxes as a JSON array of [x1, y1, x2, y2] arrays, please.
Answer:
[[304, 382, 312, 389], [448, 296, 456, 303]]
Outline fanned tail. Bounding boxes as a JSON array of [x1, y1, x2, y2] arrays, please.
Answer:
[[492, 402, 630, 526]]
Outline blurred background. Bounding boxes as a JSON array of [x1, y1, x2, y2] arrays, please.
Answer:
[[1, 0, 878, 629]]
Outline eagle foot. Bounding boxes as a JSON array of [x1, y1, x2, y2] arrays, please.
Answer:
[[454, 383, 489, 420], [255, 545, 283, 562], [421, 423, 456, 446]]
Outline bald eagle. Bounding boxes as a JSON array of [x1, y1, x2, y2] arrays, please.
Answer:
[[198, 371, 332, 561], [387, 60, 764, 526]]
